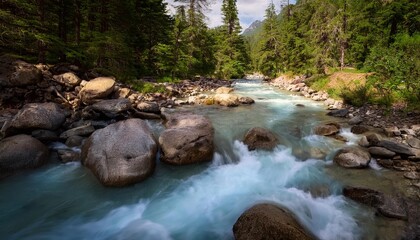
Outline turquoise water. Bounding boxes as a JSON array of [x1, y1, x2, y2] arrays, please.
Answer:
[[0, 80, 406, 239]]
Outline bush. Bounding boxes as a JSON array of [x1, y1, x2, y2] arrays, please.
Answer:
[[340, 85, 373, 107]]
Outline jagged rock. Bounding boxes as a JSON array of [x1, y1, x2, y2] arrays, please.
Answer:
[[243, 127, 279, 151], [79, 77, 115, 103], [215, 86, 234, 94], [81, 119, 157, 187], [327, 109, 349, 117], [333, 147, 371, 168], [351, 125, 370, 134], [60, 124, 95, 138], [0, 56, 42, 87], [89, 98, 132, 118], [214, 94, 240, 107], [407, 137, 420, 149], [378, 140, 415, 156], [52, 72, 81, 86], [11, 102, 66, 130], [0, 134, 49, 176], [313, 123, 340, 136], [159, 114, 214, 165], [233, 204, 315, 240], [136, 101, 160, 114], [239, 96, 255, 105], [368, 147, 396, 158]]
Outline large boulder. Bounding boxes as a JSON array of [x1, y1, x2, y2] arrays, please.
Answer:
[[159, 114, 214, 165], [52, 72, 81, 86], [11, 102, 66, 130], [378, 140, 415, 156], [233, 204, 315, 240], [243, 127, 279, 151], [81, 119, 157, 187], [0, 135, 49, 177], [368, 147, 396, 159], [333, 146, 371, 168], [0, 56, 42, 87], [313, 123, 340, 136], [79, 77, 115, 103], [214, 94, 240, 107]]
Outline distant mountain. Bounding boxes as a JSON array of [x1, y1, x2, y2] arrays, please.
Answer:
[[242, 20, 263, 37]]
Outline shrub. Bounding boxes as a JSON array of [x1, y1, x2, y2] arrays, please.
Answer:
[[340, 85, 373, 107]]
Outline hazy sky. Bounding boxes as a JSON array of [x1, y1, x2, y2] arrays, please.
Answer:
[[164, 0, 296, 30]]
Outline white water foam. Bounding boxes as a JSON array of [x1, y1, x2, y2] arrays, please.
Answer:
[[34, 141, 360, 240]]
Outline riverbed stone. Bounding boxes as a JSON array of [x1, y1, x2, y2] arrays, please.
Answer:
[[407, 137, 420, 149], [378, 140, 415, 156], [313, 123, 340, 136], [52, 72, 81, 86], [214, 94, 240, 107], [366, 133, 382, 146], [81, 119, 157, 187], [0, 134, 49, 176], [327, 109, 349, 117], [136, 102, 160, 114], [90, 98, 132, 117], [215, 86, 234, 94], [233, 204, 315, 240], [368, 147, 396, 159], [60, 124, 95, 138], [358, 136, 370, 147], [351, 125, 370, 134], [159, 114, 214, 165], [79, 77, 115, 103], [333, 147, 371, 168], [11, 102, 66, 130], [243, 127, 279, 151], [239, 96, 255, 105], [348, 116, 363, 125]]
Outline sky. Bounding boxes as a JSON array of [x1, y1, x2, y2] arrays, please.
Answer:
[[164, 0, 296, 30]]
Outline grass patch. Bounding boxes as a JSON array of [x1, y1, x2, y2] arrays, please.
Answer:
[[157, 76, 181, 83], [129, 81, 167, 94]]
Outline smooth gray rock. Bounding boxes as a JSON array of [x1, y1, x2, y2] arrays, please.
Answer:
[[368, 147, 396, 159], [11, 103, 66, 130], [333, 147, 371, 168], [81, 119, 157, 187], [243, 127, 279, 151], [378, 140, 415, 156]]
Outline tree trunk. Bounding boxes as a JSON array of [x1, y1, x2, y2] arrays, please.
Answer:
[[340, 0, 347, 70]]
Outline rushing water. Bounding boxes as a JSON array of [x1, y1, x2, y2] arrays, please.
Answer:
[[0, 80, 408, 240]]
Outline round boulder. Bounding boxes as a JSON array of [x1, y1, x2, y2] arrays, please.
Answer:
[[159, 114, 214, 165], [11, 102, 66, 130], [0, 57, 42, 87], [243, 127, 279, 151], [313, 123, 340, 136], [214, 94, 240, 107], [333, 146, 371, 168], [0, 134, 49, 175], [233, 204, 315, 240], [81, 119, 157, 187], [79, 77, 115, 104]]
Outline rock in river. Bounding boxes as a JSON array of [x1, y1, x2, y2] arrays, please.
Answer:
[[81, 119, 157, 187], [243, 127, 279, 151], [159, 114, 214, 165], [214, 94, 240, 107], [233, 204, 315, 240], [333, 146, 371, 168], [79, 77, 115, 104], [0, 134, 49, 177], [313, 123, 340, 136]]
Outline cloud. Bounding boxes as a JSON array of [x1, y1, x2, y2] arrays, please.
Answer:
[[164, 0, 295, 30]]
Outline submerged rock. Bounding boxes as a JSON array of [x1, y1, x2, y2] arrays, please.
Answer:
[[159, 114, 214, 165], [0, 134, 49, 177], [239, 96, 255, 105], [333, 146, 371, 168], [243, 127, 279, 151], [233, 204, 315, 240], [81, 119, 157, 187], [11, 102, 66, 130]]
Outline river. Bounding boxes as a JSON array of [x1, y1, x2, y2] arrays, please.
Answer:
[[0, 80, 407, 239]]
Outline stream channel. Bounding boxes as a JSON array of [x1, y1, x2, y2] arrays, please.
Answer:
[[0, 80, 409, 240]]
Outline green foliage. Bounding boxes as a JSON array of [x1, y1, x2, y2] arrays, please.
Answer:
[[340, 85, 373, 107], [130, 81, 167, 94]]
